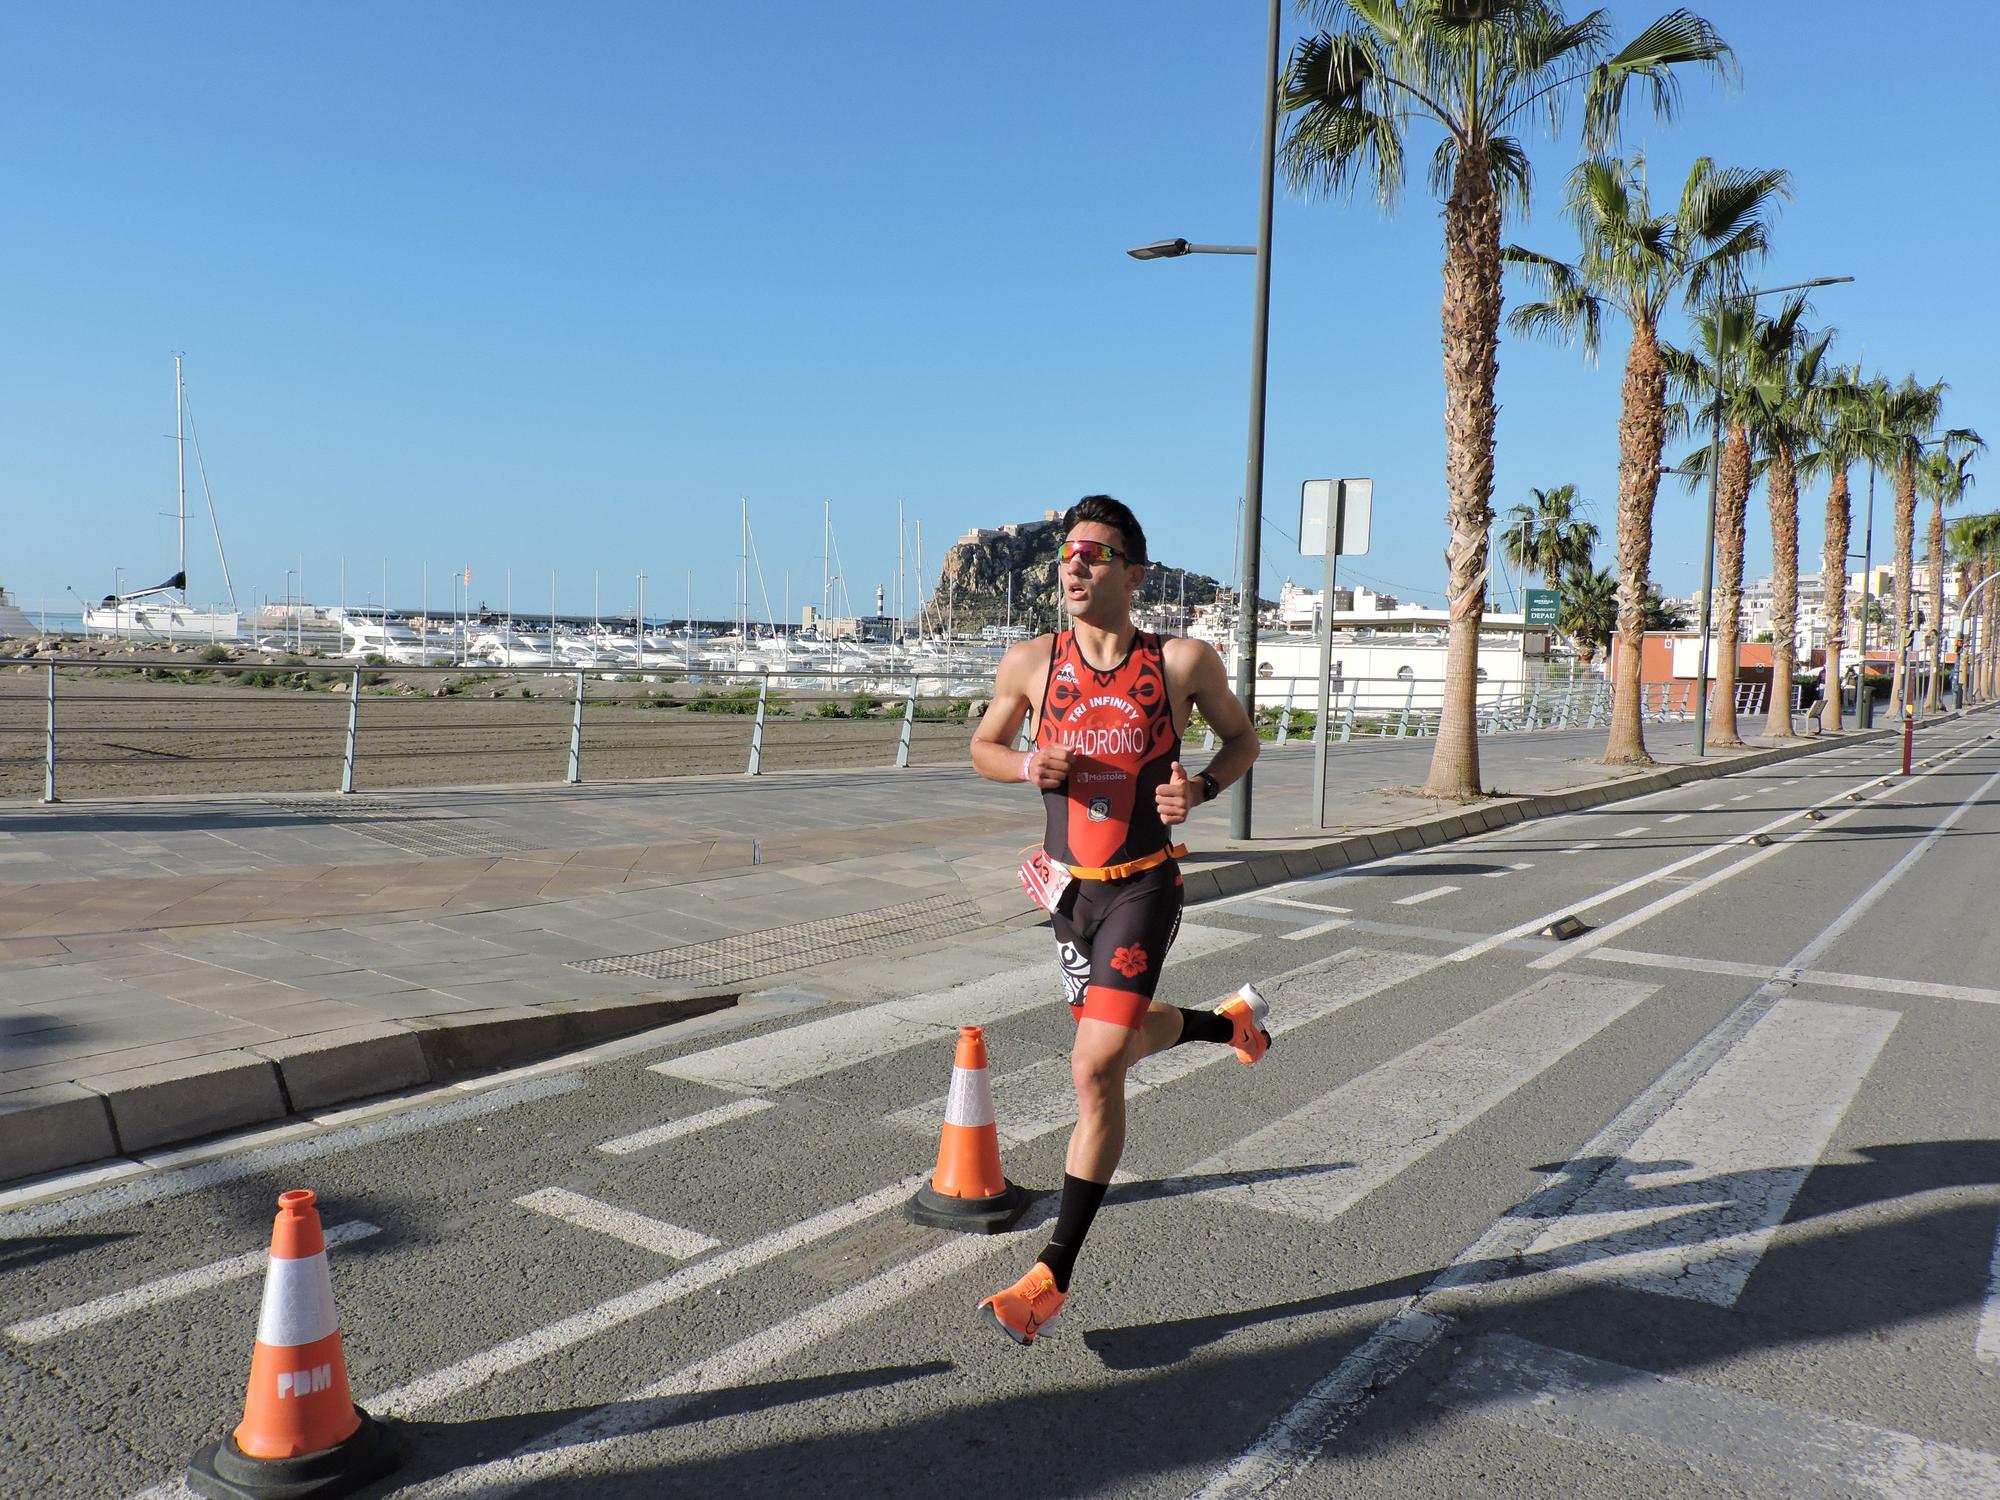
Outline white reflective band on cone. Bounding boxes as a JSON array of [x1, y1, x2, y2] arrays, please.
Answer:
[[943, 1067, 996, 1129], [255, 1249, 340, 1349]]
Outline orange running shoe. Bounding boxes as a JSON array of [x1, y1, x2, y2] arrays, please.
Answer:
[[979, 1263, 1066, 1346], [1217, 984, 1271, 1065]]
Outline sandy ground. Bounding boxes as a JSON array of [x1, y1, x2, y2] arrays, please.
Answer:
[[0, 648, 980, 801]]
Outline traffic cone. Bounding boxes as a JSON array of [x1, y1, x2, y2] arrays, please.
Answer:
[[188, 1190, 397, 1500], [907, 1026, 1029, 1233]]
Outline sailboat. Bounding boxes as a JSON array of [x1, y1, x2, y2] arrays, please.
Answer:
[[83, 356, 242, 642]]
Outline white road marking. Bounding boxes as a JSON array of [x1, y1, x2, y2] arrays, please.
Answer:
[[1613, 826, 1648, 838], [1519, 998, 1895, 1303], [1701, 802, 1726, 810], [1981, 1220, 2000, 1365], [1241, 895, 1352, 915], [0, 1074, 582, 1237], [651, 924, 1252, 1091], [1659, 813, 1691, 824], [370, 1174, 925, 1417], [513, 1188, 720, 1260], [4, 1221, 381, 1346], [596, 1097, 773, 1155], [1279, 916, 1352, 942], [1393, 885, 1458, 906], [1530, 754, 2000, 973], [1559, 843, 1601, 855], [1589, 947, 2000, 1007], [1731, 793, 1755, 801], [1437, 1334, 2000, 1499], [1194, 775, 1971, 1499], [883, 948, 1443, 1147], [1481, 863, 1533, 877], [1190, 975, 1656, 1223]]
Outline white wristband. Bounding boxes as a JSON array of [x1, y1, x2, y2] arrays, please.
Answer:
[[1019, 751, 1034, 782]]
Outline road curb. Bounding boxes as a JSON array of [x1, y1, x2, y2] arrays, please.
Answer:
[[1, 989, 737, 1188]]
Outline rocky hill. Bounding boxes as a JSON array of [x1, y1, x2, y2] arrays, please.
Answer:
[[933, 513, 1233, 632]]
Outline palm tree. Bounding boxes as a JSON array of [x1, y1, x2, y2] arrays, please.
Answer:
[[1945, 510, 2000, 702], [1501, 484, 1599, 591], [1798, 366, 1879, 732], [1507, 151, 1786, 762], [1281, 1, 1732, 799], [1558, 563, 1618, 662], [1664, 306, 1760, 746], [1736, 296, 1835, 738], [1918, 438, 1984, 709], [1875, 375, 1947, 716]]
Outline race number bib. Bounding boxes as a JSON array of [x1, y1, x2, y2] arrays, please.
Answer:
[[1017, 849, 1073, 914]]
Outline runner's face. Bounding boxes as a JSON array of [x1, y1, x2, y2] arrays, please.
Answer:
[[1060, 523, 1145, 625]]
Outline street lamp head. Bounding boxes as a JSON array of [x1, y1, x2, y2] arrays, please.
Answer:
[[1127, 238, 1193, 261]]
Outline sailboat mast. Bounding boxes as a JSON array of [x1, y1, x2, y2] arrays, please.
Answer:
[[822, 500, 830, 628], [175, 354, 186, 595]]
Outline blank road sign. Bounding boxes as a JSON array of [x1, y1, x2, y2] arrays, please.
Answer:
[[1300, 478, 1373, 557]]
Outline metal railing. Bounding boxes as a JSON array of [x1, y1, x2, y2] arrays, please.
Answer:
[[1, 658, 1001, 803], [3, 656, 1833, 804]]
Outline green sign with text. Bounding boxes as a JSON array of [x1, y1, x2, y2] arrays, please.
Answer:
[[1523, 588, 1559, 626]]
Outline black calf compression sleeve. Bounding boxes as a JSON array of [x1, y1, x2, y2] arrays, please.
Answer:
[[1173, 1006, 1234, 1046]]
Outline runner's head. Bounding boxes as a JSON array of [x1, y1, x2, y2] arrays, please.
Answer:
[[1059, 495, 1148, 626]]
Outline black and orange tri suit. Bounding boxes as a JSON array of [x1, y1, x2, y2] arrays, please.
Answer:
[[1033, 628, 1184, 1030]]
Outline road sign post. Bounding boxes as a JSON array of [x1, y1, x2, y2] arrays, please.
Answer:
[[1302, 478, 1372, 828]]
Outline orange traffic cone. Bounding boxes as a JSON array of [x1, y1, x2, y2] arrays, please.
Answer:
[[188, 1189, 397, 1500], [907, 1026, 1029, 1233]]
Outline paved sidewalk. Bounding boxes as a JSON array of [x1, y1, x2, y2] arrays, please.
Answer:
[[0, 718, 1901, 1184]]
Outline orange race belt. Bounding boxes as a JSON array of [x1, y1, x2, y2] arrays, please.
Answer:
[[1064, 843, 1186, 882]]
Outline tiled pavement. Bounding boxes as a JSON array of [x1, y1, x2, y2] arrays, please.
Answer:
[[0, 725, 1882, 1181]]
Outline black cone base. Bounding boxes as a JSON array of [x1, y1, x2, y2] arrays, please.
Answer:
[[907, 1179, 1028, 1234], [188, 1407, 398, 1500]]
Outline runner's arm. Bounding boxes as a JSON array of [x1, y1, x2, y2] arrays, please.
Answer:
[[1173, 638, 1259, 806], [971, 638, 1069, 788]]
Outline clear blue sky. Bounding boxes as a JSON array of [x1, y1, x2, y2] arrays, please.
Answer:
[[4, 2, 1994, 623]]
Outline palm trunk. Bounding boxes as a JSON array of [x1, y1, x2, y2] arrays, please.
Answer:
[[1422, 159, 1501, 801], [1763, 443, 1800, 737], [1708, 422, 1750, 746], [1923, 495, 1946, 711], [1820, 465, 1850, 733], [1603, 319, 1665, 764], [1890, 455, 1916, 716]]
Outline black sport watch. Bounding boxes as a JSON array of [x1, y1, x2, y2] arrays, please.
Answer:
[[1197, 770, 1221, 805]]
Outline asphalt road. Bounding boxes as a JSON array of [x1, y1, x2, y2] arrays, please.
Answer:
[[4, 715, 1998, 1499]]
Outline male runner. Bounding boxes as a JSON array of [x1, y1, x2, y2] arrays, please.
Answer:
[[968, 494, 1263, 1345]]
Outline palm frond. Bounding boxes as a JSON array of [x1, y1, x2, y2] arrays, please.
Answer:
[[1583, 9, 1734, 149]]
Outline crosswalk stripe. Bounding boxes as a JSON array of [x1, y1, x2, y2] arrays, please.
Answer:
[[1279, 916, 1352, 941], [369, 1173, 925, 1417], [1438, 1334, 2000, 1498], [1189, 974, 1657, 1223], [513, 1188, 720, 1260], [1660, 813, 1691, 824], [4, 1220, 382, 1346], [596, 1097, 773, 1155], [650, 924, 1253, 1091], [1481, 863, 1533, 877], [1518, 998, 1896, 1304], [1613, 826, 1648, 838], [1240, 895, 1351, 915], [1589, 947, 2000, 1007], [1393, 885, 1457, 906], [881, 948, 1442, 1146]]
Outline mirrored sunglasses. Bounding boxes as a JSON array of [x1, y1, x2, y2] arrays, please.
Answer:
[[1057, 539, 1128, 566]]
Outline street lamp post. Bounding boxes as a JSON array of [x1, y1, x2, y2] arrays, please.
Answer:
[[1692, 274, 1854, 755], [1125, 0, 1280, 840]]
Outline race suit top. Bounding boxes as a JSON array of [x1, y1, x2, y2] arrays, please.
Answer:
[[1034, 629, 1180, 871]]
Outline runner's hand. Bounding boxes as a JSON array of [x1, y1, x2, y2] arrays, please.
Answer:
[[1024, 745, 1070, 789], [1156, 761, 1195, 825]]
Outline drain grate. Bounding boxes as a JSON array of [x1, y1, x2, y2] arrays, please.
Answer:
[[571, 894, 983, 985]]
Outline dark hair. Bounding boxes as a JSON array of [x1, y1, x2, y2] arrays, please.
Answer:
[[1062, 494, 1148, 565]]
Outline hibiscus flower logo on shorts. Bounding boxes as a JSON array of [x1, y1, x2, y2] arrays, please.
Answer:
[[1110, 944, 1149, 979]]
